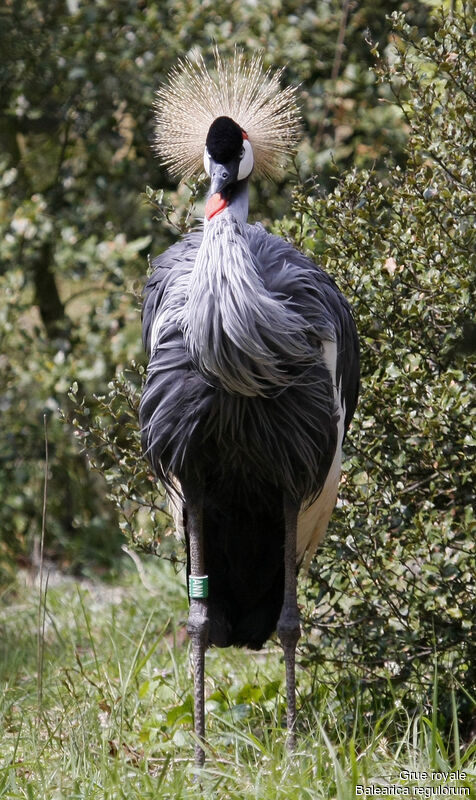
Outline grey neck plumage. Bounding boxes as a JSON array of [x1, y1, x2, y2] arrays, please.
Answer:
[[179, 182, 311, 397], [226, 180, 249, 225]]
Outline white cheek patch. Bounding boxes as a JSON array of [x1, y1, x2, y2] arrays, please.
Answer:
[[238, 139, 254, 180], [203, 147, 211, 176]]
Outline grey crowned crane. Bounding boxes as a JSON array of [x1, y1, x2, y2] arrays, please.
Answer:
[[139, 52, 359, 766]]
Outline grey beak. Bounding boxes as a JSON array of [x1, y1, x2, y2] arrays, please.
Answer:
[[209, 159, 238, 194]]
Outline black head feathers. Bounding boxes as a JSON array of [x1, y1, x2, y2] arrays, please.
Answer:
[[206, 117, 243, 164]]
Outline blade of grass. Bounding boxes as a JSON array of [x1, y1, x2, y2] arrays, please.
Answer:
[[37, 414, 49, 720], [316, 718, 349, 800], [76, 585, 102, 681], [451, 679, 461, 770], [119, 611, 169, 734], [431, 656, 438, 769]]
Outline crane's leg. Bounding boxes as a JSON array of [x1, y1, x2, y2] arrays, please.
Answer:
[[277, 494, 301, 751], [184, 489, 209, 768]]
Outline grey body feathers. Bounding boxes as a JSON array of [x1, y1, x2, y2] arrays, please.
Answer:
[[139, 216, 359, 647]]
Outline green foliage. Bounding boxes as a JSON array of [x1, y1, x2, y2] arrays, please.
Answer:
[[68, 369, 183, 562], [63, 6, 476, 732], [0, 0, 426, 575], [1, 561, 475, 797], [0, 248, 145, 575], [1, 0, 473, 738], [276, 10, 475, 728], [1, 0, 430, 575]]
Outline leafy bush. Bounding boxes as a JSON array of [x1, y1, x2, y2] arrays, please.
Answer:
[[32, 5, 474, 725], [1, 0, 428, 576], [2, 0, 473, 733], [278, 10, 475, 731], [69, 10, 476, 731]]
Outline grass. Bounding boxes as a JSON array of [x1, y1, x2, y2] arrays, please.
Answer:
[[0, 558, 475, 799]]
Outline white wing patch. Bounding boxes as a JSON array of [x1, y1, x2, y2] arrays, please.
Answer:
[[167, 476, 185, 539], [296, 339, 345, 568], [150, 311, 166, 353]]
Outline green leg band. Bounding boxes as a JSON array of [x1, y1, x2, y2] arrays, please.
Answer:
[[189, 575, 209, 599]]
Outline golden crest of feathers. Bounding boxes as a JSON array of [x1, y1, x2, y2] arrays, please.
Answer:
[[153, 49, 301, 181]]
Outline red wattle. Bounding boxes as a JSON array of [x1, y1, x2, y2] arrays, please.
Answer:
[[205, 193, 228, 220]]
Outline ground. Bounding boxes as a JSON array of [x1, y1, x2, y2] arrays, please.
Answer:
[[0, 557, 474, 799]]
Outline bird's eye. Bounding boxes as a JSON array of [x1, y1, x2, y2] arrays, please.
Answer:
[[239, 147, 245, 160]]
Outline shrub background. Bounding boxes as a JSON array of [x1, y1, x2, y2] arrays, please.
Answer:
[[1, 1, 474, 732]]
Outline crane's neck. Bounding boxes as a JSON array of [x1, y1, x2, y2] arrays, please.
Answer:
[[226, 180, 249, 224], [179, 205, 312, 397]]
